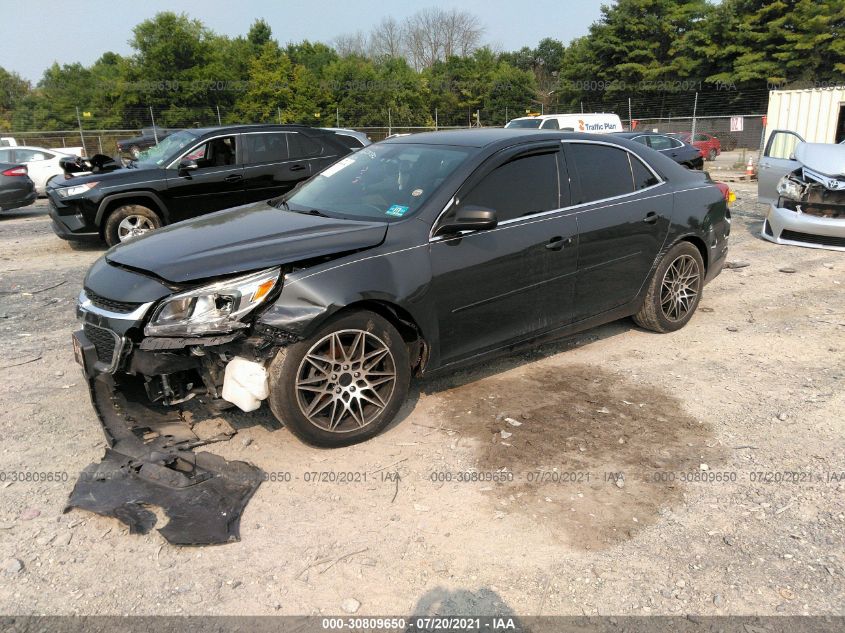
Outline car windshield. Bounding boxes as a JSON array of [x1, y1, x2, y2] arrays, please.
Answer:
[[506, 119, 542, 129], [135, 130, 199, 166], [281, 143, 473, 221]]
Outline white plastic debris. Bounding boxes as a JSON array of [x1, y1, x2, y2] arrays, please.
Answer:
[[222, 357, 269, 412]]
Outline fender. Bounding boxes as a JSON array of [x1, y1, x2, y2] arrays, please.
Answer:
[[96, 191, 171, 225]]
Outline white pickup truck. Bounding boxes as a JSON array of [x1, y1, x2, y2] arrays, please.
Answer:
[[0, 137, 18, 147]]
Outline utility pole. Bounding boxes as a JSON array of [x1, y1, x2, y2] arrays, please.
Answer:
[[388, 108, 392, 136], [75, 107, 87, 157], [691, 92, 699, 138], [504, 106, 508, 125], [628, 97, 633, 131], [216, 105, 222, 126], [278, 107, 282, 124], [435, 108, 438, 131], [149, 107, 158, 143], [336, 107, 340, 128]]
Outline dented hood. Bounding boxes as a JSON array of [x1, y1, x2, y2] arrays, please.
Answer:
[[795, 143, 845, 178], [106, 201, 388, 284]]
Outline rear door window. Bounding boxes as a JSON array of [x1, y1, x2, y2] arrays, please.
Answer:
[[332, 134, 364, 149], [630, 155, 659, 190], [243, 133, 290, 164], [646, 135, 673, 151], [568, 143, 634, 203], [459, 151, 559, 222], [288, 133, 323, 159], [540, 119, 560, 130]]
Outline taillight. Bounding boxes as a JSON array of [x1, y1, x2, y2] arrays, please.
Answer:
[[2, 166, 27, 177], [713, 182, 735, 204]]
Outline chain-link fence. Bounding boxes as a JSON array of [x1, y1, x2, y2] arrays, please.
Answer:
[[1, 88, 772, 155], [627, 115, 765, 150]]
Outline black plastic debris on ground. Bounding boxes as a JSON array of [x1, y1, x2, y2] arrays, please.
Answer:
[[66, 376, 263, 545]]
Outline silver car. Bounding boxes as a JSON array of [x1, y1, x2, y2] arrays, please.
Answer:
[[758, 130, 845, 251]]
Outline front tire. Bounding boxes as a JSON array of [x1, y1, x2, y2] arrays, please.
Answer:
[[267, 311, 411, 447], [707, 149, 717, 161], [633, 241, 704, 333], [103, 204, 161, 246]]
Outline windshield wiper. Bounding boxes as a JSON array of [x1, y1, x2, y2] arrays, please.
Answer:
[[270, 199, 329, 217]]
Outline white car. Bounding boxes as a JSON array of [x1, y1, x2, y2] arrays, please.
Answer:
[[0, 146, 75, 195], [505, 112, 623, 133], [758, 130, 845, 251]]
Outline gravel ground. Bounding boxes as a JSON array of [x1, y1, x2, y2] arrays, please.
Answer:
[[0, 182, 842, 616]]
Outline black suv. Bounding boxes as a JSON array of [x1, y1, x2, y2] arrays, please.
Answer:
[[48, 125, 360, 246]]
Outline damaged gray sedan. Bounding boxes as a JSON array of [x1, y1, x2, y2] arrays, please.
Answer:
[[759, 130, 845, 251]]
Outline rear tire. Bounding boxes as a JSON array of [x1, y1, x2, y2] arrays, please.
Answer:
[[267, 310, 411, 447], [633, 241, 704, 333], [103, 204, 161, 246]]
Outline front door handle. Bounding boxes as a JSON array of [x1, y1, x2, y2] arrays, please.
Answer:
[[643, 212, 658, 224], [224, 174, 243, 182], [546, 236, 574, 251], [290, 164, 306, 172]]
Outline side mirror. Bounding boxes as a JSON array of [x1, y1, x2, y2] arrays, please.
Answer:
[[437, 206, 498, 236], [178, 158, 198, 173]]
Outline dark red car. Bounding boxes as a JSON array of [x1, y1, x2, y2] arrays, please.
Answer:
[[669, 132, 722, 161]]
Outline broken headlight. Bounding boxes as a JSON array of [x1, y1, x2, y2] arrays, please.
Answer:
[[776, 175, 806, 201], [145, 267, 281, 337], [58, 182, 99, 197]]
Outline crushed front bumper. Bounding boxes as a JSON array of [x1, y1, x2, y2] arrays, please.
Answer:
[[48, 196, 99, 241], [762, 204, 845, 252], [70, 293, 266, 545]]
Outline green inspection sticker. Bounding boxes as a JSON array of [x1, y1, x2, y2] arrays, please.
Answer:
[[385, 205, 409, 217]]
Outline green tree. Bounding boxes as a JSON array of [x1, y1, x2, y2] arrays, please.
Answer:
[[247, 19, 273, 49], [233, 42, 294, 123], [702, 0, 845, 88], [0, 67, 31, 130]]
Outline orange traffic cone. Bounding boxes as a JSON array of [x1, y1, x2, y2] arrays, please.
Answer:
[[745, 156, 754, 180]]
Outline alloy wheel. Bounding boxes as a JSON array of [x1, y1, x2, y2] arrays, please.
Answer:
[[117, 215, 156, 242], [295, 329, 397, 433], [660, 254, 700, 322]]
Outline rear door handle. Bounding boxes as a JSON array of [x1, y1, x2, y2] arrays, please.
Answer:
[[224, 174, 243, 182], [546, 236, 574, 251], [643, 212, 658, 224], [290, 164, 306, 172]]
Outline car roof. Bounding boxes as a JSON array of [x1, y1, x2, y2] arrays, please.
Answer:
[[612, 132, 662, 138], [382, 129, 641, 148], [510, 113, 618, 120], [187, 124, 334, 137], [4, 145, 68, 153]]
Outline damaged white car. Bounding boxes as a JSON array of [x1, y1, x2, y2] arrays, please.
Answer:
[[758, 130, 845, 251]]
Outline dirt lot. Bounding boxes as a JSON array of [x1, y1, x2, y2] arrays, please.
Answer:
[[0, 182, 843, 616]]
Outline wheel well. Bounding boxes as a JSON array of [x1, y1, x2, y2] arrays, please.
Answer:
[[100, 196, 165, 236], [680, 235, 708, 271], [338, 300, 428, 371]]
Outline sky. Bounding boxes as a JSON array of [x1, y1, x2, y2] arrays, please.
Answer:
[[6, 0, 605, 82]]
